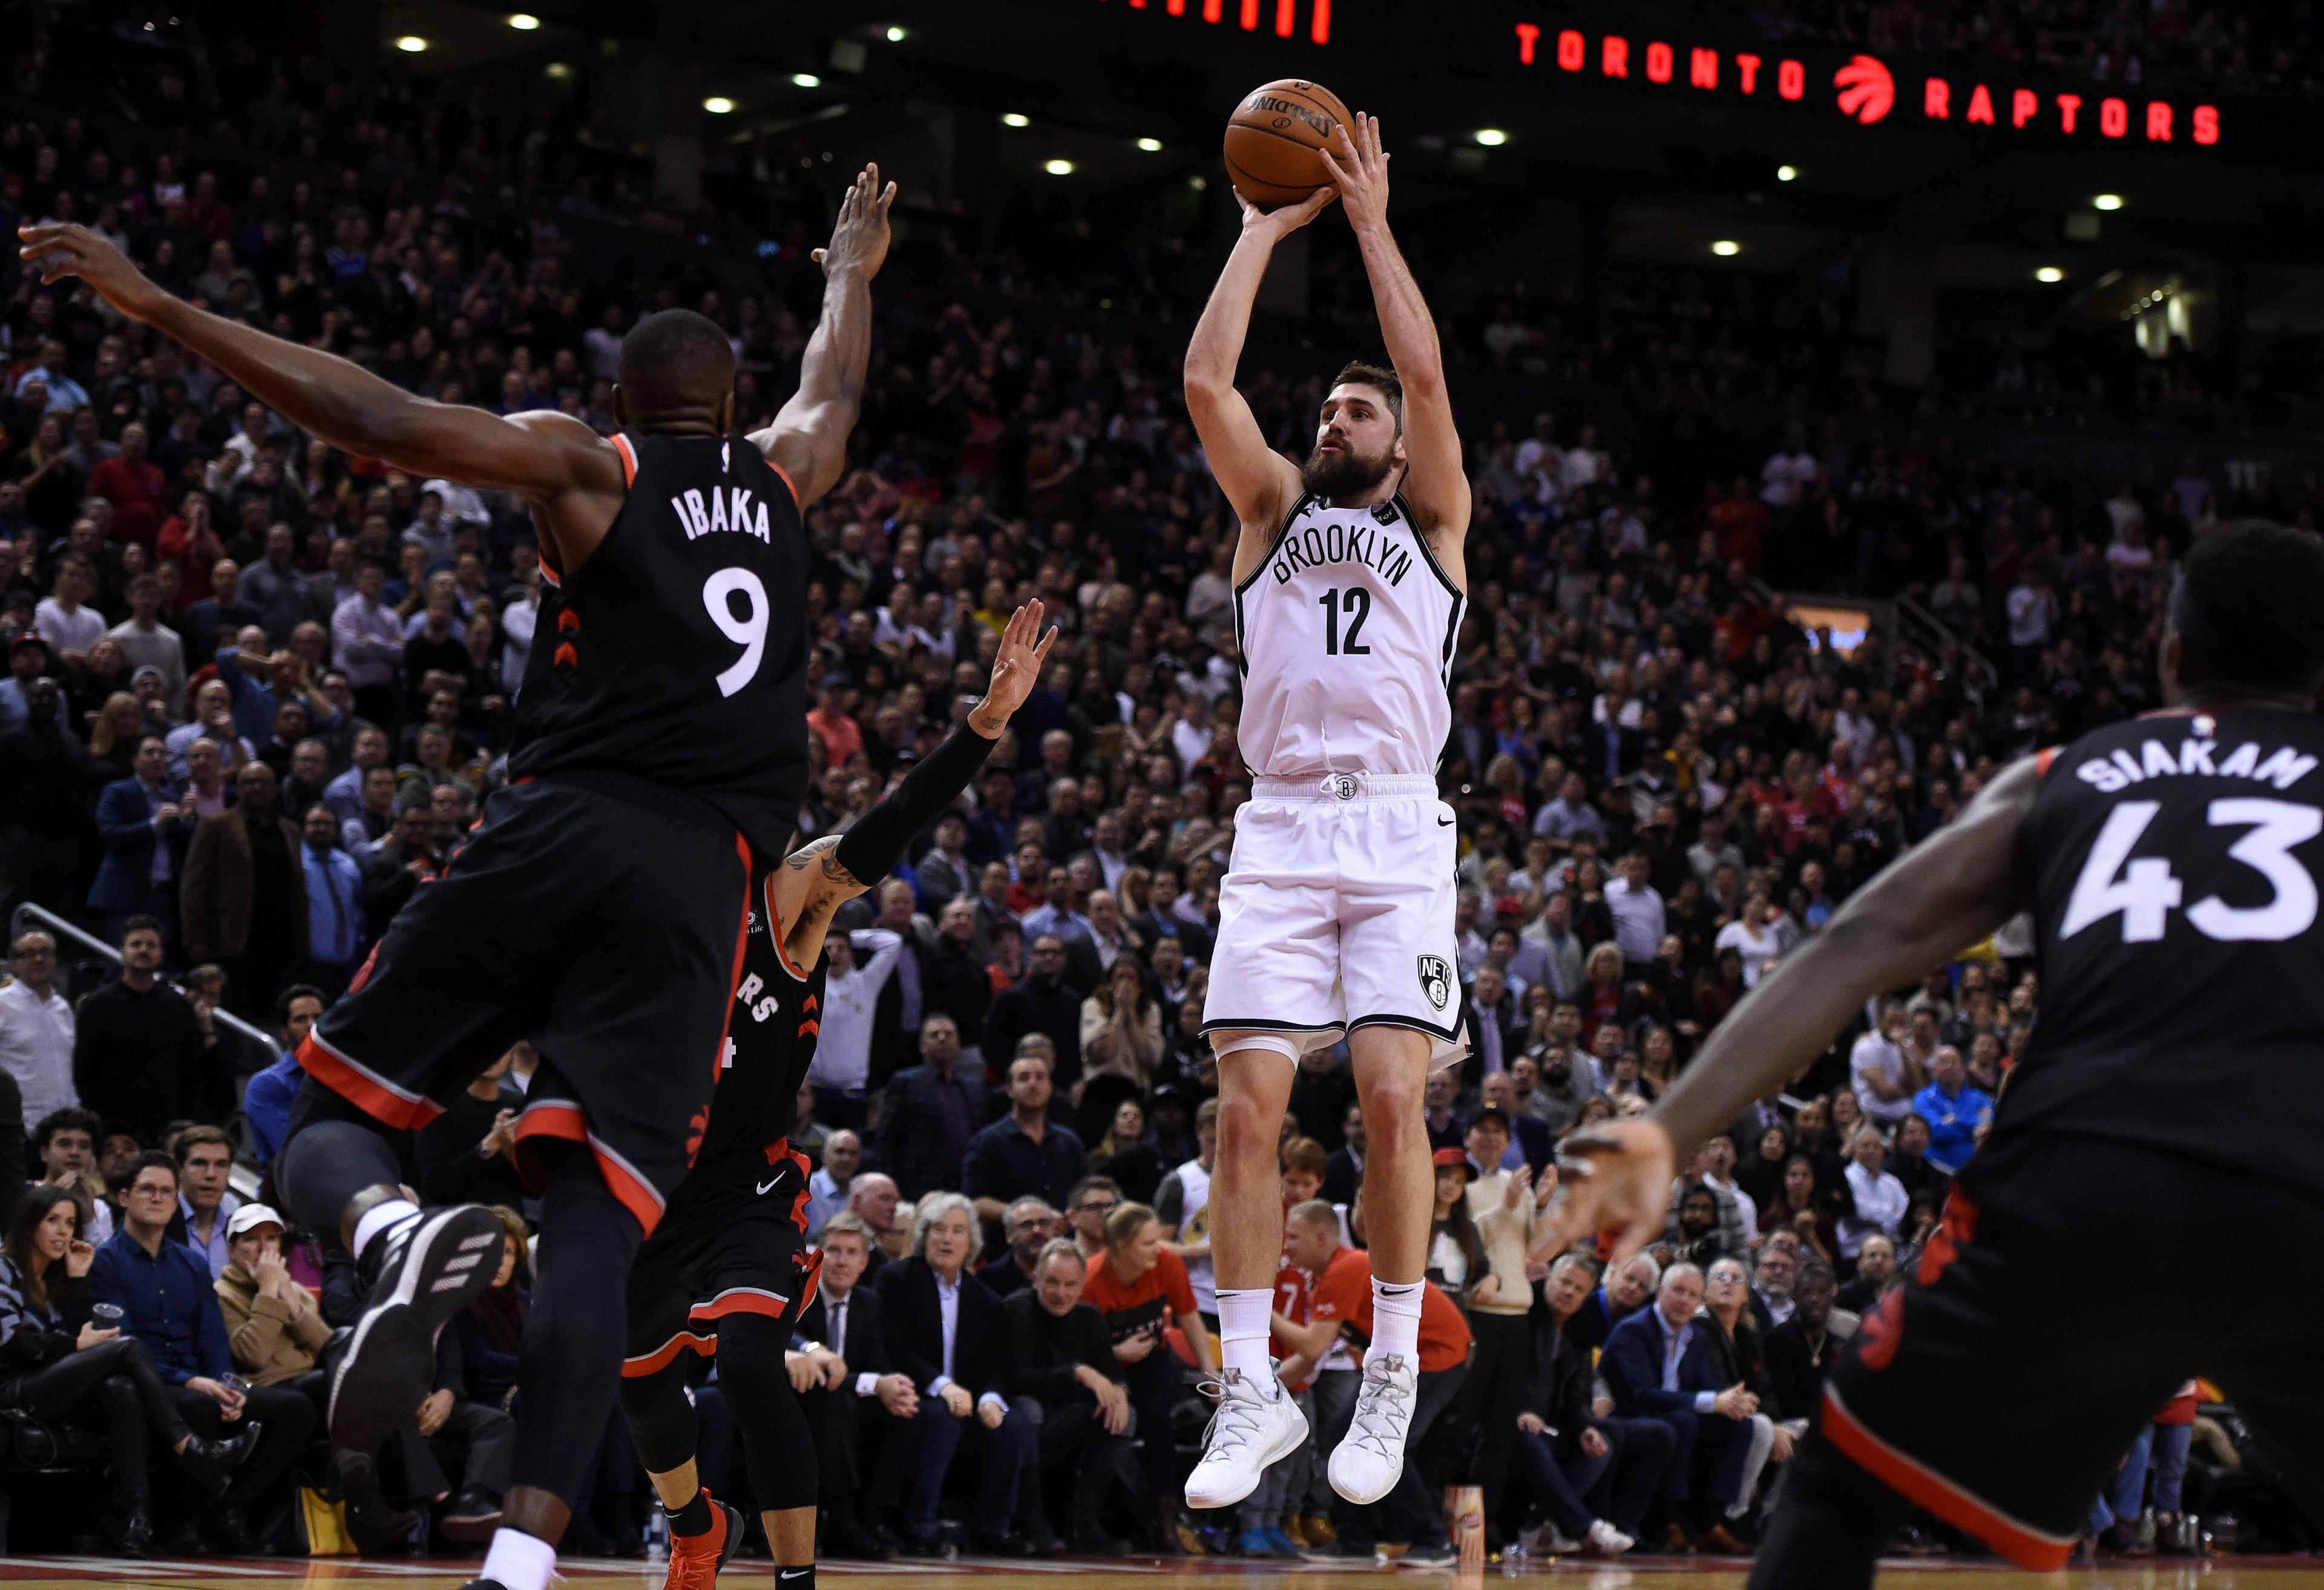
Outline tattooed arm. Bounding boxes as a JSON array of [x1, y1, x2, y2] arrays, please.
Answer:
[[764, 602, 1054, 970]]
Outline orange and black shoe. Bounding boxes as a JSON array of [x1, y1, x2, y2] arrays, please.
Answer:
[[663, 1492, 746, 1590]]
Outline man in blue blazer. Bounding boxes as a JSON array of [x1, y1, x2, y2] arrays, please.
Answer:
[[88, 732, 192, 947], [1599, 1260, 1758, 1551]]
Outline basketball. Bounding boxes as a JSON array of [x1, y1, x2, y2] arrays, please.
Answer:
[[1223, 79, 1353, 211]]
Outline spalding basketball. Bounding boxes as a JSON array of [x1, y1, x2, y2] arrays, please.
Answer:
[[1224, 79, 1353, 211]]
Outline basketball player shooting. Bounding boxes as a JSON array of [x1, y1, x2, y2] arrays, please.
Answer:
[[19, 165, 894, 1590], [1180, 113, 1473, 1512], [1552, 520, 2324, 1586]]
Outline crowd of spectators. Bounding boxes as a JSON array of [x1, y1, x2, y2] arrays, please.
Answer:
[[0, 4, 2311, 1568]]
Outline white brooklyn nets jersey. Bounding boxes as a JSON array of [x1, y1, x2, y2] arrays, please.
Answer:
[[1232, 491, 1465, 777]]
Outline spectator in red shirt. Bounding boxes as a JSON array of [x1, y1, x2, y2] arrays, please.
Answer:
[[806, 674, 864, 767], [87, 421, 170, 551], [1082, 1201, 1214, 1528]]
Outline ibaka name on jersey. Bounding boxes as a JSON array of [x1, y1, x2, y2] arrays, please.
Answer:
[[671, 484, 775, 545], [1269, 514, 1414, 588]]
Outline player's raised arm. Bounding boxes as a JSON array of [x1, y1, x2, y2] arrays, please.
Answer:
[[1551, 754, 2043, 1263], [1318, 114, 1471, 557], [16, 223, 621, 511], [749, 164, 896, 511], [768, 600, 1055, 960], [1184, 188, 1334, 545]]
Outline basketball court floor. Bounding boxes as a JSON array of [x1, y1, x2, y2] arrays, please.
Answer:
[[5, 1554, 2324, 1587]]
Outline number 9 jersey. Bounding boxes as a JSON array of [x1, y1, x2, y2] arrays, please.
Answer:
[[511, 431, 811, 864], [2012, 707, 2324, 1197]]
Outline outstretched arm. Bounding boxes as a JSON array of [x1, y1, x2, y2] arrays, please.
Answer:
[[16, 224, 621, 509], [1551, 754, 2041, 1263], [1184, 189, 1333, 548], [750, 165, 895, 512], [769, 601, 1055, 964], [1318, 115, 1471, 554]]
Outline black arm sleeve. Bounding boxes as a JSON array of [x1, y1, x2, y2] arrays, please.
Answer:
[[834, 721, 998, 884]]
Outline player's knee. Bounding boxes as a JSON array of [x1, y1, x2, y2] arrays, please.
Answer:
[[620, 1363, 698, 1476], [1358, 1076, 1425, 1142], [714, 1314, 793, 1407], [1215, 1089, 1281, 1166]]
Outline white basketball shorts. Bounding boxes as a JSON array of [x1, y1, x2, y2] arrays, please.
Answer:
[[1200, 772, 1469, 1071]]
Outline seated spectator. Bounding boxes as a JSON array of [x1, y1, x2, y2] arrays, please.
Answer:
[[961, 1050, 1086, 1233], [449, 1206, 531, 1414], [1599, 1261, 1756, 1553], [876, 1013, 982, 1202], [1, 1185, 255, 1558], [166, 1125, 240, 1277], [211, 1203, 423, 1548], [1064, 1174, 1123, 1261], [1908, 1046, 1992, 1177], [790, 1212, 916, 1558], [872, 1192, 1040, 1556], [1086, 1097, 1165, 1204], [1507, 1253, 1669, 1556], [1837, 1125, 1909, 1264], [88, 1152, 316, 1552], [845, 1172, 902, 1276], [238, 984, 325, 1168], [1835, 1234, 1897, 1316], [1003, 1238, 1141, 1555], [976, 1197, 1060, 1298], [1699, 1257, 1788, 1526], [1081, 1200, 1215, 1523], [1764, 1261, 1842, 1426], [33, 1107, 113, 1244]]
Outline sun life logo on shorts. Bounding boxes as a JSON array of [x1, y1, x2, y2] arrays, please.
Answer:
[[1417, 954, 1452, 1011]]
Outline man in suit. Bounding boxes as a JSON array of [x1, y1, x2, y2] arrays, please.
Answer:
[[873, 1193, 1043, 1555], [876, 1013, 984, 1201], [1003, 1238, 1140, 1554], [1599, 1261, 1758, 1551], [914, 812, 975, 912], [982, 935, 1083, 1092], [88, 732, 188, 945], [180, 759, 308, 1022], [1463, 964, 1521, 1087], [924, 896, 994, 1055], [792, 1213, 921, 1557]]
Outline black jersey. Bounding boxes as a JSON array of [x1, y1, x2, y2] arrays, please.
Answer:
[[691, 870, 829, 1173], [2009, 708, 2324, 1195], [510, 432, 810, 861]]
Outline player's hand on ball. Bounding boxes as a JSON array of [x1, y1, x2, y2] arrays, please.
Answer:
[[1235, 184, 1336, 241], [1550, 1116, 1677, 1266], [1315, 113, 1390, 234], [813, 163, 898, 281], [969, 599, 1057, 735]]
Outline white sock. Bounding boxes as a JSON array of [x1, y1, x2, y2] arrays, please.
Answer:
[[351, 1198, 421, 1261], [1369, 1278, 1422, 1362], [1216, 1287, 1278, 1381], [481, 1526, 557, 1590]]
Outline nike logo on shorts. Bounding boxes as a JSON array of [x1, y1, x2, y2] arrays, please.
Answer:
[[757, 1178, 780, 1195]]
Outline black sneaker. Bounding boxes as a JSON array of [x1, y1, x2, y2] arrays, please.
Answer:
[[176, 1423, 260, 1495], [330, 1205, 505, 1451]]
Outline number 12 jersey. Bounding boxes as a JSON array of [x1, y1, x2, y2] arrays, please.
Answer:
[[2012, 707, 2324, 1196], [511, 431, 811, 861]]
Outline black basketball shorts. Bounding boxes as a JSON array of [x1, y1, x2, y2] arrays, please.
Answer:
[[1817, 1126, 2324, 1569], [297, 771, 752, 1236], [622, 1143, 818, 1378]]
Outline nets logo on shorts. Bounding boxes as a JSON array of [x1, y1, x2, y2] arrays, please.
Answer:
[[1417, 955, 1453, 1011]]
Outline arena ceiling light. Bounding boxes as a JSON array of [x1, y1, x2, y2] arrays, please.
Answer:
[[1045, 158, 1075, 176], [2093, 192, 2125, 209], [1776, 163, 1800, 181], [885, 25, 907, 41], [1002, 113, 1031, 128], [1137, 137, 1163, 152], [792, 72, 821, 88], [544, 61, 572, 79], [1474, 128, 1508, 146], [702, 96, 735, 114], [394, 34, 428, 52], [507, 13, 540, 29], [2035, 266, 2066, 283], [1710, 239, 1741, 257]]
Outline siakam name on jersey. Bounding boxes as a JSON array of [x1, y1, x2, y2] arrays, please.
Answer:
[[1272, 519, 1413, 587], [671, 485, 775, 544], [2075, 736, 2318, 794]]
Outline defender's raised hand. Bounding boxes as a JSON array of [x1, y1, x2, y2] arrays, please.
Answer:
[[812, 163, 899, 281], [18, 223, 169, 323], [969, 599, 1057, 735], [1317, 111, 1391, 235]]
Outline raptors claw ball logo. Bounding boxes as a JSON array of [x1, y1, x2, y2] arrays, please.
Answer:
[[1835, 56, 1894, 123]]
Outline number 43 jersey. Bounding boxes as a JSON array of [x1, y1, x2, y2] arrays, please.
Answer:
[[1232, 491, 1465, 778], [511, 432, 810, 862], [2012, 708, 2324, 1195]]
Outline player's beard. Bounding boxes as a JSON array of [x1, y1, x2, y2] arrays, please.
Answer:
[[1302, 437, 1395, 502]]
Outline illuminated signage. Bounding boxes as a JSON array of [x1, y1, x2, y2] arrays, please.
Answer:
[[1102, 0, 1332, 45], [1511, 23, 2222, 146]]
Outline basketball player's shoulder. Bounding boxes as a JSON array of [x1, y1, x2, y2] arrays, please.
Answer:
[[499, 410, 626, 494]]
